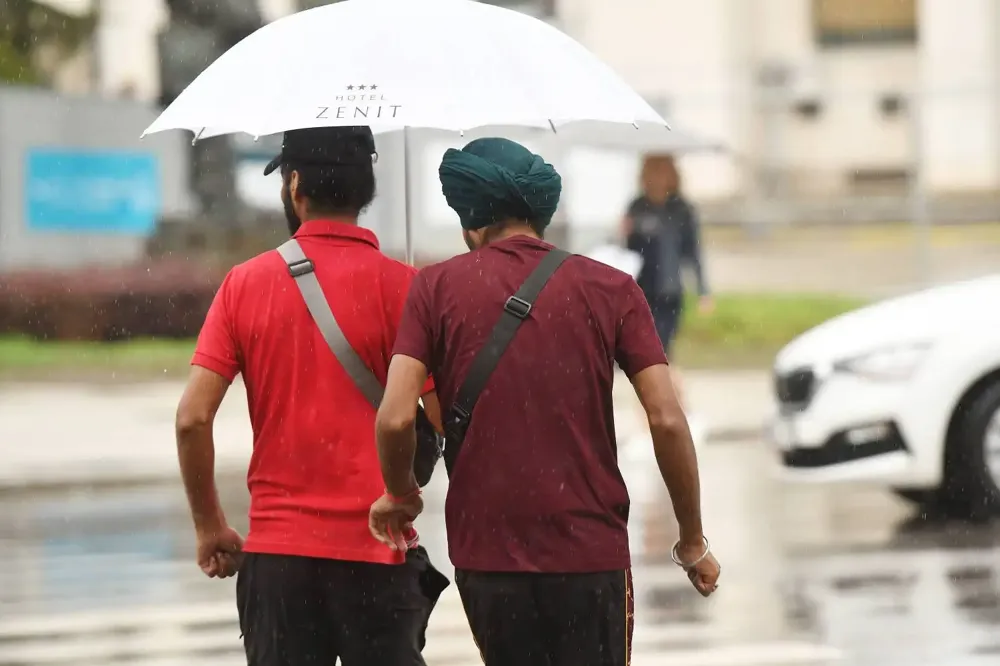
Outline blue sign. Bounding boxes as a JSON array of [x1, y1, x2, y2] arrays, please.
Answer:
[[25, 149, 161, 234]]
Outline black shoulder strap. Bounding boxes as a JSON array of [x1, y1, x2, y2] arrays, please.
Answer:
[[444, 248, 572, 468]]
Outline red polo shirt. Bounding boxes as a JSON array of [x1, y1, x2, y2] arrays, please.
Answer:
[[192, 220, 426, 565]]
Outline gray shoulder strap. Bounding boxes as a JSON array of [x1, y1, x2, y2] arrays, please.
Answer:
[[276, 239, 384, 408]]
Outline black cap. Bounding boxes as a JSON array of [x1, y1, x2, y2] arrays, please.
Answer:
[[263, 126, 376, 176]]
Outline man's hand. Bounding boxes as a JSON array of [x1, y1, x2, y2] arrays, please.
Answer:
[[196, 524, 244, 578], [675, 539, 721, 597], [369, 492, 423, 552]]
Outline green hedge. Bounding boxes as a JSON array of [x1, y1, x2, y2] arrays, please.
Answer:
[[674, 293, 866, 368], [0, 293, 867, 379]]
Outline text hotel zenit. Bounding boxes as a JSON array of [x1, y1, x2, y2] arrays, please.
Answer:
[[316, 88, 402, 120]]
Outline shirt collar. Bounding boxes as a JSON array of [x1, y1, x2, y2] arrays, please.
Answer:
[[494, 234, 553, 250], [294, 219, 380, 249]]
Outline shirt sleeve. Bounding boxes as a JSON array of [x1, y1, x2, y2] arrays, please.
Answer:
[[191, 271, 241, 382], [615, 277, 668, 377], [385, 265, 435, 394], [391, 270, 436, 373]]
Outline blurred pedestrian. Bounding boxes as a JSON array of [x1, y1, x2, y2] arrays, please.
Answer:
[[622, 154, 712, 359], [174, 126, 446, 666], [369, 138, 720, 666]]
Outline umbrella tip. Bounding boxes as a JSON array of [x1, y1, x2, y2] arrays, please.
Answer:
[[548, 119, 558, 134]]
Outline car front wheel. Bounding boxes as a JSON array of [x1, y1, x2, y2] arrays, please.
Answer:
[[940, 381, 1000, 520]]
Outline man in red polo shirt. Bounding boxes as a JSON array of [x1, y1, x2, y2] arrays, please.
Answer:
[[175, 126, 441, 666]]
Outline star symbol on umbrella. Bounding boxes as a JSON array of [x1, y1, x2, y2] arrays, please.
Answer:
[[358, 84, 367, 91], [370, 84, 378, 91], [346, 84, 354, 91]]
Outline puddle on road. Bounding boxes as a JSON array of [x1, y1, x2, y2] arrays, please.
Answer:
[[1, 449, 999, 665]]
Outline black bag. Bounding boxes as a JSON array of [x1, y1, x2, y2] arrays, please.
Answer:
[[277, 239, 443, 486], [443, 248, 571, 475]]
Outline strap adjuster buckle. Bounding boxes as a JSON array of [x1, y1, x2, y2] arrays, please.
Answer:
[[287, 258, 315, 277], [504, 296, 532, 319]]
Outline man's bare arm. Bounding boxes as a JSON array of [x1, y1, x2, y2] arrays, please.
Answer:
[[376, 354, 430, 497], [630, 363, 704, 552], [176, 366, 231, 533]]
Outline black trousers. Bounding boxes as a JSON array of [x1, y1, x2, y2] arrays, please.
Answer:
[[647, 292, 684, 357], [237, 548, 449, 666], [455, 569, 634, 666]]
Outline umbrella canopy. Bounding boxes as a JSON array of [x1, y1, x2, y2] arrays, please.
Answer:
[[142, 0, 668, 139], [549, 124, 725, 153]]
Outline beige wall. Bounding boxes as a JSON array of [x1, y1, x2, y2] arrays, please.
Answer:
[[561, 0, 998, 198], [919, 0, 1000, 192]]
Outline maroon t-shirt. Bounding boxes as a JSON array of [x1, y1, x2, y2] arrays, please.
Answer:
[[393, 236, 666, 573]]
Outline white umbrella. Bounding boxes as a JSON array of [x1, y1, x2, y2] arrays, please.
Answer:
[[553, 124, 726, 153], [142, 0, 671, 261]]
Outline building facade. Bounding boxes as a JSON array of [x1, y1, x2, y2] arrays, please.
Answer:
[[84, 0, 1000, 206], [553, 0, 1000, 202]]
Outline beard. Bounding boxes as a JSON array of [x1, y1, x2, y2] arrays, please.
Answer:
[[282, 183, 301, 236]]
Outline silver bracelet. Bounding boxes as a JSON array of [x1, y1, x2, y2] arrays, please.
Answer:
[[670, 536, 710, 569]]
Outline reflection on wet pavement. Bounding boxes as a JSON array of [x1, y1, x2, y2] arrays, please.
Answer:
[[1, 442, 999, 665]]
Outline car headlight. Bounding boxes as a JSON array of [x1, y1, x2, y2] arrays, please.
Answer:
[[833, 343, 933, 381]]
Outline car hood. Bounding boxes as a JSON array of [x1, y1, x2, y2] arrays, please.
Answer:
[[776, 274, 1000, 371]]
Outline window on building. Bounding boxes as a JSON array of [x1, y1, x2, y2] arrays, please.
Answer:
[[814, 0, 917, 47], [477, 0, 555, 19]]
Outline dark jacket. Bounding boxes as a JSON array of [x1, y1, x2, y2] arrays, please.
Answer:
[[626, 194, 708, 297]]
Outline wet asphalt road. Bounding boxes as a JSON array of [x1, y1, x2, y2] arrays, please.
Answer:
[[1, 440, 999, 666]]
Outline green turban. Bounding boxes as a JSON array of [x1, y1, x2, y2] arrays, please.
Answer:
[[438, 138, 562, 231]]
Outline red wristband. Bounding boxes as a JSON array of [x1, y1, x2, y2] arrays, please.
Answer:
[[386, 488, 421, 504]]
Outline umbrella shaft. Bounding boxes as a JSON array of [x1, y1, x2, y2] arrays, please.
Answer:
[[403, 127, 414, 266]]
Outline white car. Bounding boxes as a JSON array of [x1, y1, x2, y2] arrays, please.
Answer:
[[770, 275, 1000, 519]]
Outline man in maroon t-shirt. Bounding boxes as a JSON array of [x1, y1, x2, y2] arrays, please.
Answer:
[[175, 126, 443, 666], [370, 138, 721, 665]]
